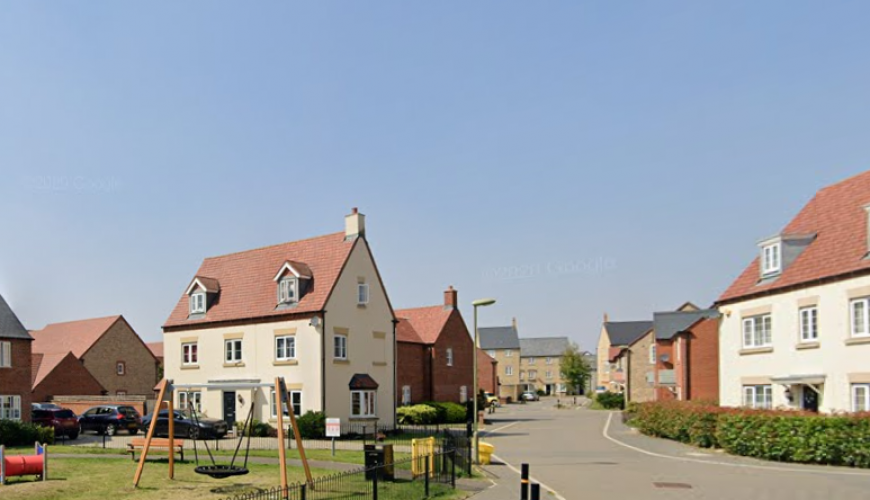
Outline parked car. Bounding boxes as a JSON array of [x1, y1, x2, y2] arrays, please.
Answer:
[[78, 405, 142, 436], [594, 386, 608, 394], [521, 391, 540, 402], [32, 408, 79, 439], [484, 392, 500, 406], [140, 409, 229, 439], [31, 402, 63, 411]]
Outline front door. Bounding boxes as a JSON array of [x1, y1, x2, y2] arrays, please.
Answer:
[[802, 386, 819, 412], [223, 391, 237, 427]]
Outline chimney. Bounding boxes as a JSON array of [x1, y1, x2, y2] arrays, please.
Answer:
[[603, 312, 609, 323], [444, 286, 457, 310], [345, 207, 366, 240], [512, 317, 518, 330]]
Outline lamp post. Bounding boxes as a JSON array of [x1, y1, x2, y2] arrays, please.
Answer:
[[472, 297, 496, 464]]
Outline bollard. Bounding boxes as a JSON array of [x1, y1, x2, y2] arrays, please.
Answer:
[[520, 463, 530, 500], [531, 483, 541, 500], [372, 465, 379, 500]]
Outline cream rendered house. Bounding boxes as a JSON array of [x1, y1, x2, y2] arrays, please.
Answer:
[[718, 171, 870, 413], [163, 209, 396, 428]]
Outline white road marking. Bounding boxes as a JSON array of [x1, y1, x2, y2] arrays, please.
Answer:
[[602, 412, 870, 478], [492, 453, 569, 500], [480, 421, 520, 436]]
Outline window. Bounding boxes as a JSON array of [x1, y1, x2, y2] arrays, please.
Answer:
[[278, 278, 298, 304], [649, 345, 657, 364], [0, 341, 10, 368], [460, 386, 468, 403], [182, 342, 198, 366], [179, 391, 202, 412], [529, 370, 537, 379], [676, 338, 681, 362], [446, 348, 454, 367], [520, 372, 525, 381], [402, 386, 411, 405], [116, 390, 127, 397], [116, 362, 126, 376], [358, 284, 370, 305], [276, 336, 296, 361], [546, 357, 552, 365], [742, 385, 773, 409], [505, 350, 513, 358], [271, 390, 302, 417], [852, 298, 870, 338], [742, 315, 772, 348], [351, 390, 376, 418], [487, 350, 496, 358], [546, 371, 553, 380], [334, 335, 348, 360], [853, 384, 870, 412], [190, 292, 206, 314], [0, 395, 21, 420], [557, 383, 566, 393], [225, 339, 243, 363], [528, 357, 536, 365], [762, 243, 781, 275], [800, 306, 819, 342], [505, 365, 513, 376]]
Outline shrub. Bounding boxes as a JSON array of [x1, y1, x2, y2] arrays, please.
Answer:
[[0, 420, 55, 447], [295, 411, 326, 439], [595, 392, 625, 410], [421, 402, 467, 424], [536, 389, 546, 397], [397, 405, 439, 425], [236, 419, 276, 437]]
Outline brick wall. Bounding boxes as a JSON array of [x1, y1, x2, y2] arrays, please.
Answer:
[[0, 338, 32, 422], [477, 350, 497, 394], [49, 395, 148, 417], [654, 339, 677, 401], [431, 311, 474, 403], [81, 318, 158, 397], [628, 331, 656, 403], [684, 317, 720, 402], [397, 341, 428, 404], [33, 354, 105, 403]]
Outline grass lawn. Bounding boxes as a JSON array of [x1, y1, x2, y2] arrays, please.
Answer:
[[0, 456, 465, 500]]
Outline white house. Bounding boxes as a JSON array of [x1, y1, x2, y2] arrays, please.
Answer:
[[717, 170, 870, 413], [162, 209, 396, 427]]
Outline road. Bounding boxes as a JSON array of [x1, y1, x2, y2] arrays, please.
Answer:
[[478, 400, 870, 500]]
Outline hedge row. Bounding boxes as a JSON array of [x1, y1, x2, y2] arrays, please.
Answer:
[[397, 402, 468, 425], [630, 401, 870, 467], [0, 420, 55, 447]]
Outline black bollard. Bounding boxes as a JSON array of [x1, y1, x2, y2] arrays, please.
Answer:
[[531, 483, 541, 500], [521, 463, 530, 500]]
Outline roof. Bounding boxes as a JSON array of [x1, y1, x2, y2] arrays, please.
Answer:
[[608, 346, 627, 362], [604, 321, 653, 346], [477, 349, 497, 364], [478, 326, 520, 350], [394, 306, 453, 344], [0, 294, 32, 340], [146, 342, 164, 359], [519, 337, 570, 357], [31, 352, 75, 387], [349, 373, 379, 390], [164, 232, 357, 329], [719, 170, 870, 303], [30, 316, 122, 357], [653, 310, 720, 340]]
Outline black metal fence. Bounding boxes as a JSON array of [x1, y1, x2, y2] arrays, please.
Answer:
[[223, 450, 459, 500]]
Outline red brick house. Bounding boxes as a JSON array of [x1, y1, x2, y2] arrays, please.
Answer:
[[30, 315, 158, 398], [31, 352, 105, 403], [651, 309, 721, 402], [0, 294, 32, 422], [396, 287, 475, 405], [477, 349, 498, 395]]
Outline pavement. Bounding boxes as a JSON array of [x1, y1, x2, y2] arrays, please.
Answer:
[[467, 398, 870, 500]]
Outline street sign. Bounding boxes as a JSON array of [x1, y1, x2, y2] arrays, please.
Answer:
[[326, 418, 341, 438]]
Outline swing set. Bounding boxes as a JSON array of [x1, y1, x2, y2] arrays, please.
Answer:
[[133, 377, 312, 491]]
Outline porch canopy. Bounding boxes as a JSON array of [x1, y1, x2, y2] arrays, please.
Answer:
[[770, 374, 826, 392]]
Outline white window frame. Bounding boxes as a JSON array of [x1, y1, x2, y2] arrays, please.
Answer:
[[853, 384, 870, 413], [529, 370, 537, 379], [179, 391, 202, 413], [742, 385, 773, 409], [742, 315, 773, 348], [852, 298, 870, 338], [505, 350, 513, 358], [402, 385, 411, 405], [505, 365, 513, 376], [334, 334, 348, 360], [351, 390, 376, 418], [278, 277, 298, 304], [487, 350, 496, 358], [546, 370, 553, 380], [182, 342, 198, 366], [116, 361, 126, 375], [190, 292, 206, 314], [528, 357, 536, 365], [799, 306, 819, 342], [446, 348, 454, 367], [271, 389, 302, 418], [358, 284, 370, 305], [649, 345, 657, 364], [460, 386, 468, 403], [225, 339, 243, 363], [519, 371, 525, 381], [545, 357, 552, 365], [762, 243, 782, 276], [0, 341, 11, 368], [275, 335, 296, 361], [0, 395, 21, 420]]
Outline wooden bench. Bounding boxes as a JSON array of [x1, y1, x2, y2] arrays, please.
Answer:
[[127, 438, 185, 462]]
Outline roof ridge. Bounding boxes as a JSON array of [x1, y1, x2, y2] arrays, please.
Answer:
[[36, 314, 122, 330], [395, 304, 446, 313], [817, 169, 870, 194], [204, 231, 346, 261]]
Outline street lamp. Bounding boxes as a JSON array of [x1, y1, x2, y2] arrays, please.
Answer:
[[472, 297, 496, 464]]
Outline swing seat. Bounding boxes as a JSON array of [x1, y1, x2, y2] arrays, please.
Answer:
[[195, 465, 250, 479]]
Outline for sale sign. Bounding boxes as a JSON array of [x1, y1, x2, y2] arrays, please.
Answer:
[[326, 418, 341, 438]]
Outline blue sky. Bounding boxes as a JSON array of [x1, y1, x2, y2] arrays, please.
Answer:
[[1, 2, 869, 350]]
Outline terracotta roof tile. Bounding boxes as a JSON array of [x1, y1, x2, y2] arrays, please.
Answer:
[[146, 342, 164, 358], [164, 232, 356, 329], [394, 306, 452, 344], [31, 351, 76, 387], [719, 170, 870, 303], [396, 318, 425, 343], [30, 316, 122, 358], [349, 373, 379, 390]]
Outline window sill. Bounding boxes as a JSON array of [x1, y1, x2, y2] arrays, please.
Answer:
[[181, 365, 200, 370], [274, 360, 299, 366], [845, 337, 870, 346], [372, 361, 388, 367], [333, 359, 350, 365], [795, 342, 820, 350], [223, 362, 246, 368], [349, 416, 378, 421], [357, 304, 368, 309], [739, 347, 773, 356]]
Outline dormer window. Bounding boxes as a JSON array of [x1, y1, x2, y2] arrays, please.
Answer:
[[761, 242, 781, 276], [185, 276, 219, 317], [278, 278, 298, 304], [273, 260, 312, 306], [190, 293, 206, 314]]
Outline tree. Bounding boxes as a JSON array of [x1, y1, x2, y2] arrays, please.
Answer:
[[559, 342, 591, 395]]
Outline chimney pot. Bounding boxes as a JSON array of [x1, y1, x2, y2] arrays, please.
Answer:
[[512, 317, 518, 330]]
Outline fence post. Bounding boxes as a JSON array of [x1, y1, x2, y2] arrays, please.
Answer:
[[521, 463, 530, 500], [300, 483, 306, 500], [531, 483, 541, 500], [425, 455, 430, 497], [450, 449, 456, 489], [372, 466, 378, 500]]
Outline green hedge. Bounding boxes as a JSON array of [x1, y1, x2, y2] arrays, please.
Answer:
[[631, 401, 870, 467], [0, 420, 55, 447], [397, 405, 439, 425], [595, 392, 625, 410], [295, 411, 326, 439]]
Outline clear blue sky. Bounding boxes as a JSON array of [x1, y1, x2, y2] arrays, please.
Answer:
[[2, 2, 868, 350]]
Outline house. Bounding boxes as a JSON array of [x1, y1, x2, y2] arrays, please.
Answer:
[[162, 209, 396, 427], [31, 352, 105, 404], [518, 337, 570, 396], [30, 315, 158, 398], [477, 349, 498, 396], [479, 319, 522, 402], [595, 317, 653, 393], [147, 342, 164, 367], [395, 287, 475, 405], [651, 309, 720, 402], [717, 170, 870, 413], [0, 294, 33, 422]]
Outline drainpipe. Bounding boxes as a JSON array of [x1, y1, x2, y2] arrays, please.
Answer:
[[392, 318, 398, 426], [320, 311, 327, 414]]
